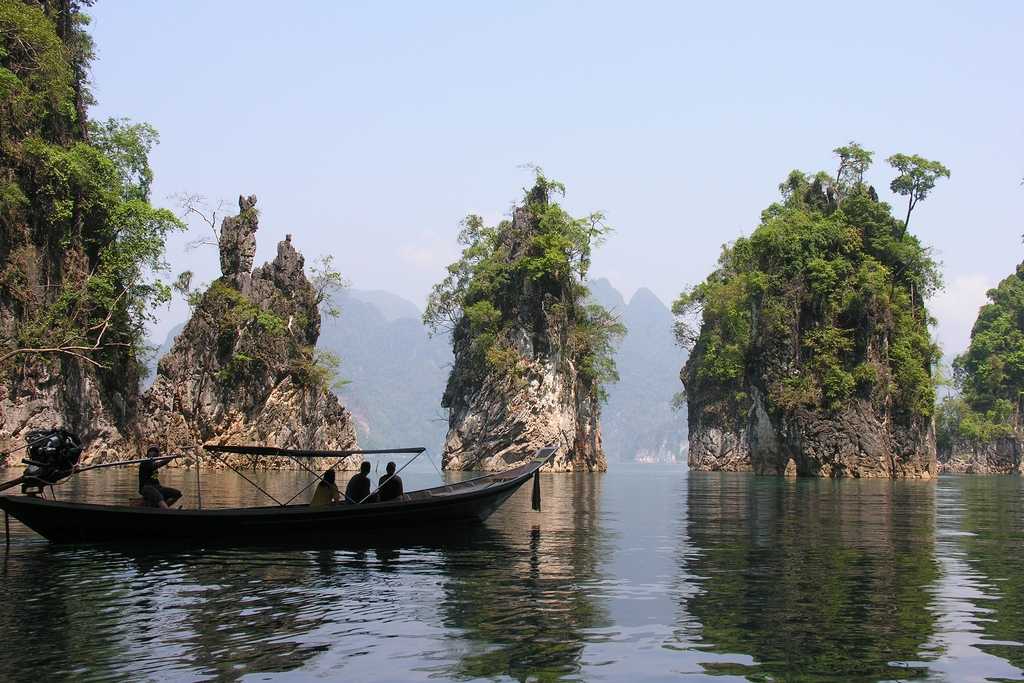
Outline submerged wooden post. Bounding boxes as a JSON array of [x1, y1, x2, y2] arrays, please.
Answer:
[[531, 470, 541, 511], [4, 511, 9, 547]]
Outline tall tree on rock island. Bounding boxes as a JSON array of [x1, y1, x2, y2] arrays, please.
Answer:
[[425, 172, 624, 472], [0, 0, 182, 459], [887, 153, 950, 236], [675, 143, 946, 478]]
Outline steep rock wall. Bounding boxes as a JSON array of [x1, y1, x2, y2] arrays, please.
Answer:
[[136, 196, 359, 469], [441, 197, 608, 473], [939, 438, 1022, 474]]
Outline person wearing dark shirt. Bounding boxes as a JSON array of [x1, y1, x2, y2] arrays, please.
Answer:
[[345, 461, 372, 503], [138, 446, 181, 509], [378, 461, 404, 502]]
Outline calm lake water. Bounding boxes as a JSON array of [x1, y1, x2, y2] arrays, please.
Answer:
[[1, 464, 1023, 682]]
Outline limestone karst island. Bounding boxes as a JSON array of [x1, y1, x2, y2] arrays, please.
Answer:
[[1, 1, 1021, 681]]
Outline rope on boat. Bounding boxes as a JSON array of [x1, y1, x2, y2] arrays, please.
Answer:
[[282, 458, 345, 505], [0, 433, 51, 460], [207, 450, 284, 506], [425, 449, 444, 480]]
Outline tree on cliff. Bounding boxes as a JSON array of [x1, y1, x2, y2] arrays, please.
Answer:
[[1, 1, 180, 450], [937, 262, 1024, 450], [674, 143, 945, 477], [424, 172, 624, 471]]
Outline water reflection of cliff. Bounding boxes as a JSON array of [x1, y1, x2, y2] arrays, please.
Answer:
[[939, 476, 1024, 673], [437, 474, 609, 681], [675, 473, 938, 680]]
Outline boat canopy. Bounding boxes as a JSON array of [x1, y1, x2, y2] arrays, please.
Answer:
[[202, 445, 425, 458]]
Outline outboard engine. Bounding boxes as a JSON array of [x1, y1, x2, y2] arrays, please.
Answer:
[[21, 429, 83, 494]]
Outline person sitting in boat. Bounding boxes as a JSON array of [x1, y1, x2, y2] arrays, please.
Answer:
[[378, 461, 404, 502], [345, 461, 373, 503], [310, 469, 342, 507], [138, 446, 182, 509]]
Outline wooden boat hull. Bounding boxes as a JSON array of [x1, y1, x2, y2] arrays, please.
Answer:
[[0, 449, 553, 545]]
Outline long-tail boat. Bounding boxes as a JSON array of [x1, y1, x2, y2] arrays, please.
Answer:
[[0, 436, 555, 545]]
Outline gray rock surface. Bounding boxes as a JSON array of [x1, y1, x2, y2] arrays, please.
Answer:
[[218, 195, 259, 278]]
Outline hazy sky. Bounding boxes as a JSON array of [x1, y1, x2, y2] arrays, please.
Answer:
[[86, 1, 1022, 359]]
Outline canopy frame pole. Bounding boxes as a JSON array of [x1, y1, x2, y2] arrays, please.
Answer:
[[209, 451, 284, 507], [195, 452, 203, 510], [359, 449, 427, 504]]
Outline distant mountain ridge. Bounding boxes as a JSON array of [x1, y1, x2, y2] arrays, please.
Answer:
[[146, 281, 687, 465], [319, 290, 450, 452], [588, 279, 688, 463]]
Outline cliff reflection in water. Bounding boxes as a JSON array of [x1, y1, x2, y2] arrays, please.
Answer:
[[928, 475, 1024, 678], [437, 473, 609, 680], [5, 466, 1024, 681], [675, 473, 939, 680]]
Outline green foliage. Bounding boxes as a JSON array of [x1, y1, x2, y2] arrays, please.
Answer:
[[425, 171, 623, 401], [216, 352, 257, 384], [833, 141, 873, 197], [206, 280, 288, 336], [1, 2, 182, 375], [309, 254, 347, 318], [291, 347, 349, 391], [887, 153, 950, 234], [936, 395, 1014, 452], [88, 117, 159, 201], [676, 143, 944, 424], [946, 262, 1024, 445], [0, 1, 77, 137]]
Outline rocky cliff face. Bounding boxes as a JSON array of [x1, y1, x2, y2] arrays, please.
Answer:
[[741, 312, 936, 478], [443, 348, 606, 472], [440, 192, 609, 473], [136, 196, 359, 469], [939, 438, 1023, 474], [682, 334, 752, 472]]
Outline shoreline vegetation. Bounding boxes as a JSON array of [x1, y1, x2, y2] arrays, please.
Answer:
[[1, 4, 1020, 476]]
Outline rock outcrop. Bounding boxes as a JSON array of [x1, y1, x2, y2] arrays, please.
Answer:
[[938, 438, 1023, 474], [439, 184, 611, 472], [136, 196, 359, 469], [678, 148, 941, 478], [443, 349, 606, 472]]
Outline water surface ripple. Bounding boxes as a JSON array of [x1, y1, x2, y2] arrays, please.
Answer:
[[1, 466, 1022, 681]]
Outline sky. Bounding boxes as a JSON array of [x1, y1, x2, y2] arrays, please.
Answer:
[[85, 1, 1022, 361]]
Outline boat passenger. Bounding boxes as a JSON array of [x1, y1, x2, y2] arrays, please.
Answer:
[[345, 461, 373, 503], [138, 446, 182, 509], [378, 461, 404, 502], [310, 469, 342, 507]]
